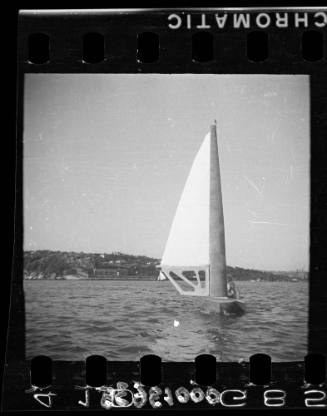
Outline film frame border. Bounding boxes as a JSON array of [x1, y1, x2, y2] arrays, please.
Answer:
[[3, 7, 327, 411]]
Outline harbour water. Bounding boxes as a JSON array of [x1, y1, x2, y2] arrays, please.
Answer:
[[24, 280, 308, 362]]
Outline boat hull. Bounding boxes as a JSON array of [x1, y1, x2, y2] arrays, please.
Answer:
[[200, 296, 246, 316]]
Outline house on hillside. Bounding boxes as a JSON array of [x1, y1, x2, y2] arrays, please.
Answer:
[[90, 262, 132, 278]]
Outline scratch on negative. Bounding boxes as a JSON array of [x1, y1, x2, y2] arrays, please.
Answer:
[[242, 175, 263, 196], [249, 221, 289, 226]]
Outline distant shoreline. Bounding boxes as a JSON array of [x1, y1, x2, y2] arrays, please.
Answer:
[[24, 277, 307, 283], [23, 250, 308, 282], [25, 277, 157, 281]]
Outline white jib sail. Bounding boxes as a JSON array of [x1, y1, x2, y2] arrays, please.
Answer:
[[161, 132, 211, 269]]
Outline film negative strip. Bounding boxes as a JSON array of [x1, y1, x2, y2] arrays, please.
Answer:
[[2, 7, 327, 411]]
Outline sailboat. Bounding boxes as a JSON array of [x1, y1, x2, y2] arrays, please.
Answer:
[[157, 271, 167, 281], [159, 122, 245, 315]]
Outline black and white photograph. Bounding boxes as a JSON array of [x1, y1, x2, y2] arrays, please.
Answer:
[[23, 73, 309, 362]]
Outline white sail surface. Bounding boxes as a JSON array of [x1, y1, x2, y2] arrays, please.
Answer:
[[161, 133, 211, 268]]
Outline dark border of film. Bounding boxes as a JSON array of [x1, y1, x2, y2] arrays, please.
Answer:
[[3, 7, 327, 411]]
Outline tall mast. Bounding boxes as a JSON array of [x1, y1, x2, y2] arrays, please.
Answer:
[[209, 122, 227, 297]]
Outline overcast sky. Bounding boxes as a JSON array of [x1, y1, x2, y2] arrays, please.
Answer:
[[24, 74, 309, 271]]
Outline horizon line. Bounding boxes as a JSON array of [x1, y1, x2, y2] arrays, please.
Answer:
[[23, 248, 309, 273]]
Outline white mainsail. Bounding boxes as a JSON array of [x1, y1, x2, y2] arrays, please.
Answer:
[[161, 133, 211, 268], [159, 122, 228, 298]]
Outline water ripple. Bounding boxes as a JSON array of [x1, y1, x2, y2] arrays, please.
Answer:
[[24, 280, 308, 361]]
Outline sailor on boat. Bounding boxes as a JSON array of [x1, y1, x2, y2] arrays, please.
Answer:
[[226, 276, 238, 299]]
